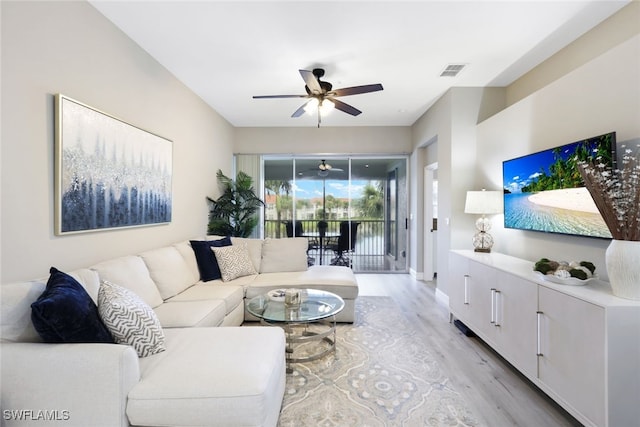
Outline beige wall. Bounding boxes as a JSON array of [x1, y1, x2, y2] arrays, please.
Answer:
[[475, 34, 640, 281], [507, 1, 640, 106], [234, 126, 412, 155], [1, 1, 234, 283]]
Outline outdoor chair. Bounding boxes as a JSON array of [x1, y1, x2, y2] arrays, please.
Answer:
[[329, 221, 360, 268], [285, 221, 304, 237]]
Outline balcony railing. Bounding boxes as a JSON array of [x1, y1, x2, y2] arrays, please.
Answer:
[[264, 219, 390, 272]]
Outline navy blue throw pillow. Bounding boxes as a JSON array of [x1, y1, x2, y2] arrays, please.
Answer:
[[31, 267, 114, 343], [190, 237, 232, 281]]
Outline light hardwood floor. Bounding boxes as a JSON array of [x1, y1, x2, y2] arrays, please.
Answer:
[[356, 273, 583, 427]]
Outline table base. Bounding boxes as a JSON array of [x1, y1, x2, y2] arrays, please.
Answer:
[[261, 317, 337, 373]]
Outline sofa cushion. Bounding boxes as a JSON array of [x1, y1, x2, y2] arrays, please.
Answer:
[[190, 237, 232, 282], [172, 240, 201, 282], [30, 267, 114, 344], [168, 282, 247, 315], [98, 280, 165, 358], [212, 244, 258, 282], [230, 237, 263, 272], [127, 327, 285, 427], [153, 300, 226, 328], [260, 237, 308, 273], [91, 256, 164, 308], [139, 246, 196, 300], [1, 280, 46, 342], [246, 265, 360, 300]]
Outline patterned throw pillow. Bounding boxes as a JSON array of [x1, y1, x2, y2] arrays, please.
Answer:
[[97, 280, 165, 357], [211, 244, 258, 282]]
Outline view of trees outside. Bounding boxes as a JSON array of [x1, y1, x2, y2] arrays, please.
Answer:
[[264, 179, 384, 238]]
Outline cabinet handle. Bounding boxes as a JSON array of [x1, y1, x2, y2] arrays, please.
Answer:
[[490, 288, 496, 323], [494, 290, 501, 327], [536, 311, 543, 356], [463, 275, 470, 304]]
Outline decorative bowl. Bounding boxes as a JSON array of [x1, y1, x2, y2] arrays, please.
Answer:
[[534, 271, 598, 286], [267, 289, 287, 302]]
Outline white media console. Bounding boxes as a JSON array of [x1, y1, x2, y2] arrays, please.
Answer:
[[449, 250, 640, 427]]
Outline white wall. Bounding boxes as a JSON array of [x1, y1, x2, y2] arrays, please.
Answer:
[[234, 126, 412, 155], [475, 34, 640, 281], [1, 1, 234, 283], [410, 88, 505, 294]]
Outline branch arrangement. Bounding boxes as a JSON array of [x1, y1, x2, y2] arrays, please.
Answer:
[[577, 143, 640, 241]]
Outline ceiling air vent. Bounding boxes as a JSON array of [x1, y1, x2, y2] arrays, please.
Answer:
[[440, 64, 466, 77]]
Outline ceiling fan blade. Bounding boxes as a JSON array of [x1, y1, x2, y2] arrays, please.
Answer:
[[331, 98, 362, 116], [299, 69, 323, 94], [253, 94, 307, 99], [291, 99, 314, 118], [331, 84, 384, 97]]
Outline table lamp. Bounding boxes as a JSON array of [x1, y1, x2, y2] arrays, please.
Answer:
[[464, 189, 503, 253]]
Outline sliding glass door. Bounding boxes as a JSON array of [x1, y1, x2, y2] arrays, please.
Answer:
[[262, 156, 407, 273]]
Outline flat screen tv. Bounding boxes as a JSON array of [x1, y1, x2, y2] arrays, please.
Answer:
[[502, 132, 616, 239]]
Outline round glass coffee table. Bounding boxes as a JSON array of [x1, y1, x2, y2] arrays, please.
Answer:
[[246, 289, 345, 373]]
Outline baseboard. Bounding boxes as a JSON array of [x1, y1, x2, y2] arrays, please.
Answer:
[[435, 288, 449, 309], [409, 268, 424, 280]]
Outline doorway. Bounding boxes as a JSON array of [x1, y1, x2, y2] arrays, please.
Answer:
[[262, 156, 408, 272], [424, 163, 438, 280]]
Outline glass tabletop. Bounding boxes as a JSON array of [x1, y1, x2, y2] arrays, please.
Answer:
[[247, 289, 345, 323]]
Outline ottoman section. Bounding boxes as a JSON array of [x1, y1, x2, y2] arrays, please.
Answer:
[[127, 327, 286, 427]]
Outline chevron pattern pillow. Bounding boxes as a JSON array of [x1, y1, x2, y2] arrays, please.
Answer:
[[211, 244, 258, 282], [98, 280, 165, 357]]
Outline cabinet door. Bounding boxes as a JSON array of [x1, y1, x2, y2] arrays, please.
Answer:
[[466, 260, 498, 344], [448, 252, 470, 323], [538, 286, 605, 427], [493, 273, 538, 378]]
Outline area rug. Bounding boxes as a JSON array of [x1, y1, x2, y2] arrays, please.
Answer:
[[277, 296, 483, 427]]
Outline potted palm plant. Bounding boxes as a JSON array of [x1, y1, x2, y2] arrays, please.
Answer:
[[207, 170, 264, 237]]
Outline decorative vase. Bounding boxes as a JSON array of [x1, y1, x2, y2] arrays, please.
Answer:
[[605, 239, 640, 300]]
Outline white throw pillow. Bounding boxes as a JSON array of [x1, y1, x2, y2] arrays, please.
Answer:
[[98, 280, 165, 357], [211, 244, 258, 282], [260, 238, 308, 273]]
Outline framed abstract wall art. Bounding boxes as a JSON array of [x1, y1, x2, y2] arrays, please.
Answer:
[[55, 94, 172, 235]]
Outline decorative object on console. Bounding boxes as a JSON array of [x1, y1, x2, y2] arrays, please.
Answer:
[[464, 189, 503, 252], [55, 94, 172, 235], [533, 258, 597, 286], [578, 139, 640, 299]]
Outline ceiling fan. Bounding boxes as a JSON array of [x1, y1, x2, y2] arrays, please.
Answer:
[[253, 68, 383, 127], [317, 159, 343, 177]]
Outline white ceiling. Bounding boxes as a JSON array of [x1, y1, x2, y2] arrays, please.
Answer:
[[89, 1, 629, 128]]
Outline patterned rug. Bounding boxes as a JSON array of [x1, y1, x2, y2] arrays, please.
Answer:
[[277, 296, 483, 427]]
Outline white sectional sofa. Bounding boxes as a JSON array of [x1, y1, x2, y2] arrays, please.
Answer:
[[0, 236, 359, 427]]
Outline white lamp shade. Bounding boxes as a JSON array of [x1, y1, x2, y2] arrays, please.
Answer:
[[464, 190, 503, 214]]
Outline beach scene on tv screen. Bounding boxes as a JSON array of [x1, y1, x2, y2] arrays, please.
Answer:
[[502, 134, 614, 239]]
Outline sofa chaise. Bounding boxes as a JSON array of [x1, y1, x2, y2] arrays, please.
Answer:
[[0, 236, 359, 427]]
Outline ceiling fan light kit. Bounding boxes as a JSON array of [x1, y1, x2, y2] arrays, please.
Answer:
[[253, 68, 383, 127]]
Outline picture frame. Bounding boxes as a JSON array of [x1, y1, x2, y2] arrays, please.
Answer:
[[55, 94, 172, 235]]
